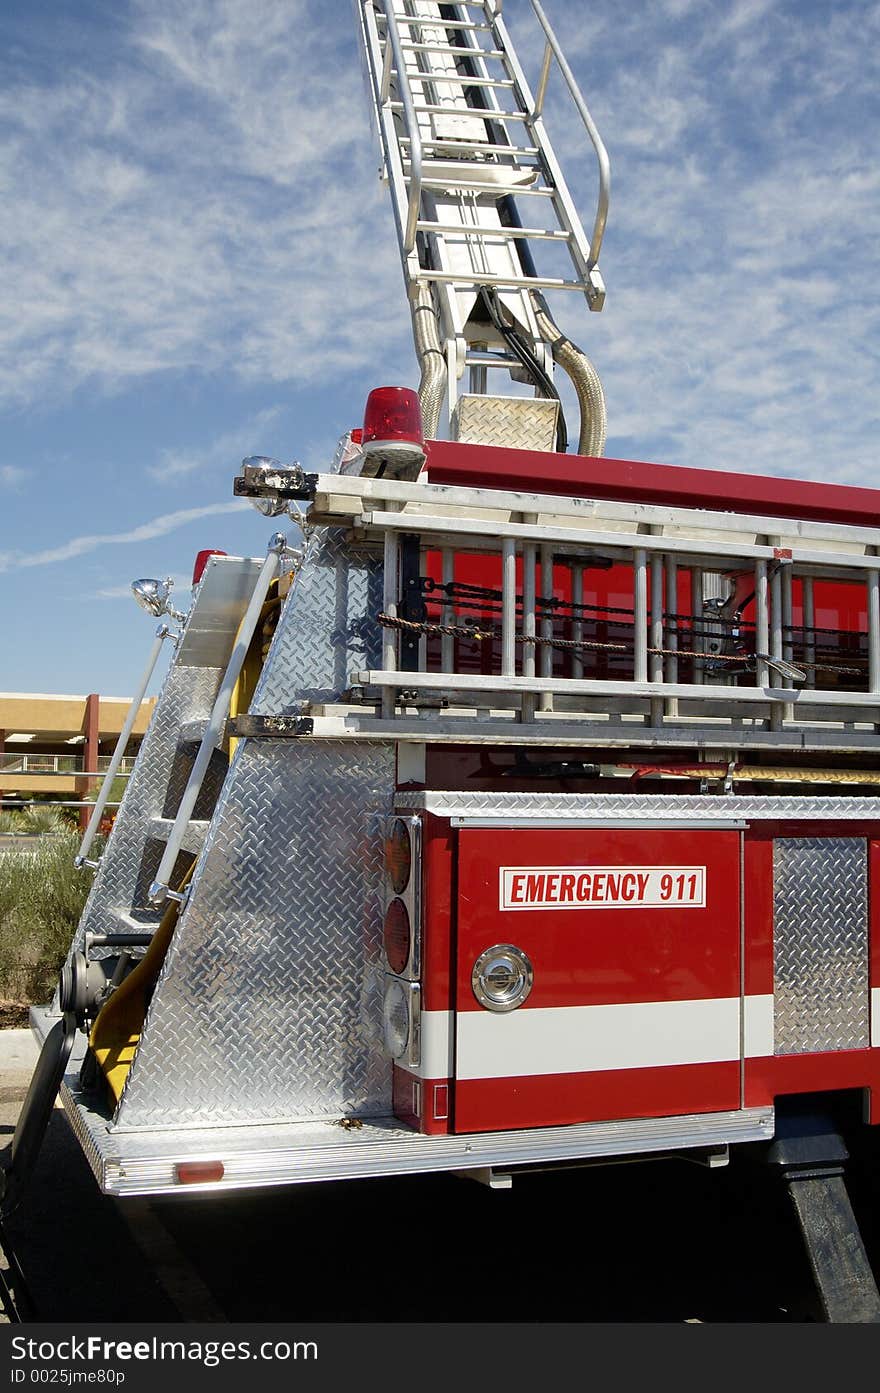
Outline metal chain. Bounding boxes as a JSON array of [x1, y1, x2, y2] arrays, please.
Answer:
[[377, 613, 865, 674]]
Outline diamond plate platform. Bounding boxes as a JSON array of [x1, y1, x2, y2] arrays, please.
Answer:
[[452, 395, 559, 451]]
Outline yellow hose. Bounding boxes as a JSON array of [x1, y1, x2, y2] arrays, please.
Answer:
[[89, 864, 195, 1104]]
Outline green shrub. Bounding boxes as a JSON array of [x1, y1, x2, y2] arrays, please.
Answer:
[[0, 811, 24, 834], [20, 806, 68, 836], [0, 832, 101, 1002]]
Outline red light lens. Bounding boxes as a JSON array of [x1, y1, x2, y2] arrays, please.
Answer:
[[192, 550, 227, 585], [363, 387, 423, 446], [350, 427, 363, 444], [385, 819, 412, 894], [383, 898, 411, 975], [175, 1160, 225, 1185]]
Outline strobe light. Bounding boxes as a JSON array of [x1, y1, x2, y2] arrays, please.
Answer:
[[360, 386, 425, 480]]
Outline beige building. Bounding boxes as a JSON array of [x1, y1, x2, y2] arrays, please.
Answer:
[[0, 692, 155, 806]]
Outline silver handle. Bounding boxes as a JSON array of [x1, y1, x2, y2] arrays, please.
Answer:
[[528, 0, 610, 270], [74, 624, 170, 870]]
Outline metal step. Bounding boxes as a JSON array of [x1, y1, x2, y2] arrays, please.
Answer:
[[148, 818, 210, 855], [109, 908, 163, 935], [177, 720, 212, 745]]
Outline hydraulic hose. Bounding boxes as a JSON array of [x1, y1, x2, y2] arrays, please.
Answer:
[[411, 283, 446, 440], [531, 291, 607, 458]]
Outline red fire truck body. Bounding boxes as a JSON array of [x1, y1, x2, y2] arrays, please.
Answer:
[[5, 0, 879, 1326]]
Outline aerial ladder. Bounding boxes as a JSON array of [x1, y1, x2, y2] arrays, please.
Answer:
[[3, 0, 880, 1325], [356, 0, 608, 455]]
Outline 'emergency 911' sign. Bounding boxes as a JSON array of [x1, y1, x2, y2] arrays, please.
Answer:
[[499, 866, 706, 910]]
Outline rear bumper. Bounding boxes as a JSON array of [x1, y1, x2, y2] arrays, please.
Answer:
[[31, 1004, 775, 1199]]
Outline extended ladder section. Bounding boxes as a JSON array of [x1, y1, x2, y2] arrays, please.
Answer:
[[299, 471, 880, 755], [356, 0, 609, 446]]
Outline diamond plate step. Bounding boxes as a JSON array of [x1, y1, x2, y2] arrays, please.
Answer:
[[148, 818, 210, 855], [177, 720, 213, 745], [108, 908, 163, 935]]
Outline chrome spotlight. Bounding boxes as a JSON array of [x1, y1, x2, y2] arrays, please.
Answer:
[[241, 457, 293, 517], [131, 577, 187, 623]]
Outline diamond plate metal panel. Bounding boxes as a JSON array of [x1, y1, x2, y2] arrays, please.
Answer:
[[397, 792, 880, 822], [773, 837, 869, 1055], [452, 395, 559, 451], [62, 664, 223, 975], [114, 739, 396, 1130], [59, 560, 262, 985], [252, 529, 383, 713]]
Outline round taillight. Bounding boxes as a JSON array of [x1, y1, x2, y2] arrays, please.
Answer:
[[192, 549, 227, 585], [385, 818, 412, 894], [383, 977, 411, 1060], [363, 386, 423, 447], [384, 897, 411, 975]]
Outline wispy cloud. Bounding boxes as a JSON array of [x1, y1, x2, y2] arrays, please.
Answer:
[[94, 571, 193, 601], [0, 501, 249, 573], [0, 1, 408, 410], [0, 465, 25, 489], [151, 407, 284, 481], [0, 0, 878, 491]]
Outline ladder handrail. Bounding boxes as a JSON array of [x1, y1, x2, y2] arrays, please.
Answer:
[[147, 536, 286, 907], [527, 0, 610, 269], [74, 623, 172, 871], [377, 1, 423, 254]]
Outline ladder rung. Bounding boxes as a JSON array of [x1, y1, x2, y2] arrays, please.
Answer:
[[402, 73, 514, 88], [414, 270, 585, 291], [400, 137, 540, 156], [417, 178, 555, 195], [396, 102, 529, 122], [417, 220, 570, 242], [401, 41, 507, 60], [395, 18, 492, 31]]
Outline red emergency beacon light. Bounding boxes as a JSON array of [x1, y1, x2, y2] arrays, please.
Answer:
[[361, 386, 425, 477], [192, 549, 227, 585]]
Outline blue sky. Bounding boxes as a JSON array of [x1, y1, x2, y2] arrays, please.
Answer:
[[1, 0, 878, 699]]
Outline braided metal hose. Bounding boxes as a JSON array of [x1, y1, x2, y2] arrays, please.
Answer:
[[531, 293, 607, 457], [411, 283, 446, 439]]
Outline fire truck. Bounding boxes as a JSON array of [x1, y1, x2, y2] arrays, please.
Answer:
[[4, 0, 880, 1321]]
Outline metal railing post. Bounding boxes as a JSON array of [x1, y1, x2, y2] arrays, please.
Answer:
[[74, 623, 171, 871]]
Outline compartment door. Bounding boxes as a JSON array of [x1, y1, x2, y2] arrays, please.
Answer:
[[454, 826, 742, 1133]]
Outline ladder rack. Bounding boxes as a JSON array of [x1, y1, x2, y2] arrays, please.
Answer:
[[295, 471, 880, 753]]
